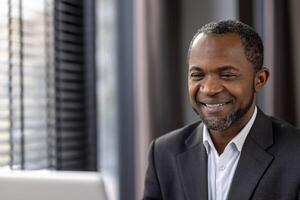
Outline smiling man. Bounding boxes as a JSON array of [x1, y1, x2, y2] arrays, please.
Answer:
[[143, 20, 300, 200]]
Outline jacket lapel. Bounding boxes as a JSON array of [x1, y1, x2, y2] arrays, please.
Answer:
[[176, 124, 208, 200], [227, 109, 274, 200]]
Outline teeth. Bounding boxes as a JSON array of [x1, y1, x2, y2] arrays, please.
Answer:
[[205, 103, 225, 108]]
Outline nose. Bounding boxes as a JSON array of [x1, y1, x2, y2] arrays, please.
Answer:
[[200, 76, 223, 96]]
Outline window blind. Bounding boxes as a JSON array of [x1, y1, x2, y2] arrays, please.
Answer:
[[0, 0, 50, 170], [54, 0, 86, 170], [0, 0, 11, 167], [0, 0, 91, 170]]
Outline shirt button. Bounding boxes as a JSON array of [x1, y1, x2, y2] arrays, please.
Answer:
[[219, 165, 225, 171]]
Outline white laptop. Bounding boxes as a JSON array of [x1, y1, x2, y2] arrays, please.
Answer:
[[0, 170, 107, 200]]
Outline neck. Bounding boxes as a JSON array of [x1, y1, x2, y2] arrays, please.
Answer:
[[209, 105, 255, 154]]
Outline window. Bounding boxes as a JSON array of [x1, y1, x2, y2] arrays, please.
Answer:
[[0, 0, 96, 171]]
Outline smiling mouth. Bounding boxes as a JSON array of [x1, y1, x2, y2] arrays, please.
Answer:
[[204, 103, 227, 108], [200, 101, 232, 113], [201, 101, 232, 107]]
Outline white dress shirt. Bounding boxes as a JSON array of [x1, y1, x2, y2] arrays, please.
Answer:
[[203, 107, 257, 200]]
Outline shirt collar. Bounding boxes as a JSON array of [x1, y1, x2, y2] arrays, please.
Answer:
[[203, 106, 257, 154]]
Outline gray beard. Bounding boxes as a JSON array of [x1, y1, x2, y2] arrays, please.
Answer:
[[199, 94, 254, 132]]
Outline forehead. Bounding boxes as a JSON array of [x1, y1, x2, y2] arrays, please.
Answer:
[[189, 33, 250, 70]]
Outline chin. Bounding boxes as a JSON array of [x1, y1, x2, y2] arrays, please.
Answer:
[[200, 106, 250, 132], [202, 116, 234, 132]]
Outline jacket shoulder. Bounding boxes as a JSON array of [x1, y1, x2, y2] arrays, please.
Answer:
[[268, 116, 300, 155], [154, 121, 201, 154], [270, 116, 300, 137]]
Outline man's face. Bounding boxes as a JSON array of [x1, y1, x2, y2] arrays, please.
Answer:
[[188, 33, 258, 133]]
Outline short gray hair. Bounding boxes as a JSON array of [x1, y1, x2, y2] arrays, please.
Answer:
[[187, 20, 264, 71]]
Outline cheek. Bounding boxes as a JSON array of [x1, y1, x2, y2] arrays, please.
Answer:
[[227, 81, 255, 103], [188, 82, 199, 101]]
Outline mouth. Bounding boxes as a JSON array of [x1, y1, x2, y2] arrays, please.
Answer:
[[200, 100, 233, 113]]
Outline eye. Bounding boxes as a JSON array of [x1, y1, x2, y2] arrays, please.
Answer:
[[190, 72, 204, 81], [220, 72, 237, 79]]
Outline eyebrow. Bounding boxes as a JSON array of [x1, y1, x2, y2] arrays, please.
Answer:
[[189, 66, 202, 72], [217, 65, 239, 72], [189, 65, 239, 73]]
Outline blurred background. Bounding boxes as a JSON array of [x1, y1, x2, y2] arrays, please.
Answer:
[[0, 0, 300, 199]]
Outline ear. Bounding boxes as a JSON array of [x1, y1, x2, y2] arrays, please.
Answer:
[[254, 67, 269, 92]]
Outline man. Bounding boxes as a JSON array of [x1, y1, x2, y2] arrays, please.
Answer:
[[143, 20, 300, 200]]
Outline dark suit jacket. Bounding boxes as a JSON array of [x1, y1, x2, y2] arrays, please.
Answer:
[[143, 109, 300, 200]]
